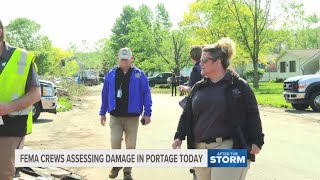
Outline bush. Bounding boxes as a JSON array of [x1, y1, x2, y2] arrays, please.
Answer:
[[159, 84, 170, 89], [274, 77, 285, 83], [240, 75, 247, 80], [57, 97, 73, 112], [245, 69, 265, 82]]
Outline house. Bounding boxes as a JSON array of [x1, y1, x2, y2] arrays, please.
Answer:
[[275, 49, 320, 79], [234, 54, 278, 81], [236, 50, 320, 81]]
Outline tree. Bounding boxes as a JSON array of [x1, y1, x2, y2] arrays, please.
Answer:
[[110, 6, 136, 53], [171, 30, 190, 75], [227, 0, 273, 88], [127, 16, 157, 70], [5, 17, 54, 75], [5, 18, 48, 51], [32, 36, 53, 75], [109, 3, 191, 75], [231, 45, 251, 77], [95, 38, 118, 74], [280, 1, 320, 49], [155, 3, 172, 30], [180, 0, 239, 44], [181, 0, 256, 75], [45, 47, 75, 76], [267, 29, 290, 54]]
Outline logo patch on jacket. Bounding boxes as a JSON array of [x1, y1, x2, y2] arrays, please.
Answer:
[[231, 88, 241, 98], [135, 72, 141, 78]]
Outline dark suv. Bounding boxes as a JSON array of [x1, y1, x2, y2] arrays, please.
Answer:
[[147, 72, 172, 87]]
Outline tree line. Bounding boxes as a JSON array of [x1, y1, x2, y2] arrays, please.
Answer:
[[4, 0, 319, 87]]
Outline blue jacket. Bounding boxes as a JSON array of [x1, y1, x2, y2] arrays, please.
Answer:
[[99, 66, 152, 117]]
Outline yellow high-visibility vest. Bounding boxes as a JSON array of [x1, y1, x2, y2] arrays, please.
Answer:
[[0, 48, 35, 134]]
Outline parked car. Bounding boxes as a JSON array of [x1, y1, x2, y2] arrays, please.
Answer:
[[283, 71, 320, 112], [147, 72, 172, 87], [99, 71, 106, 84], [32, 80, 58, 121]]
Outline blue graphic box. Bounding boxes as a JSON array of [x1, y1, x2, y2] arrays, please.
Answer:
[[207, 149, 247, 167]]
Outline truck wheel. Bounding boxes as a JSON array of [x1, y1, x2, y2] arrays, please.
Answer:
[[149, 82, 155, 87], [309, 91, 320, 112], [32, 102, 41, 121], [291, 103, 309, 110]]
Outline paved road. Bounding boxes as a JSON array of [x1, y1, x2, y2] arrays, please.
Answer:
[[25, 84, 320, 180]]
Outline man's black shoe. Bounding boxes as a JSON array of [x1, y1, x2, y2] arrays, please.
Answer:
[[109, 167, 122, 178], [123, 171, 133, 180]]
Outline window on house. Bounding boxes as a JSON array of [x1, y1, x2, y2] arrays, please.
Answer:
[[280, 62, 286, 73], [289, 61, 296, 72], [258, 63, 266, 69]]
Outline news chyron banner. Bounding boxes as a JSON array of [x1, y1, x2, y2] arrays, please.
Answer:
[[15, 149, 247, 168]]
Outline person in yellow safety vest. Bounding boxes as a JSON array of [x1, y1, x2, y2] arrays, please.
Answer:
[[0, 19, 41, 180]]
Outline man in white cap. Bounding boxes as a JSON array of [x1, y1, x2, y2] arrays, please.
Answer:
[[99, 47, 152, 180]]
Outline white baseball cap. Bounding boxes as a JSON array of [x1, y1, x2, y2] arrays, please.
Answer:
[[118, 48, 132, 59]]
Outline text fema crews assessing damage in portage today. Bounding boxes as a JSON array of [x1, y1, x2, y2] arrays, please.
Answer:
[[15, 149, 247, 168]]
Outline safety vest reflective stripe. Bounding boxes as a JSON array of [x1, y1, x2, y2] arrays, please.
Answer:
[[18, 50, 28, 75], [9, 106, 33, 116]]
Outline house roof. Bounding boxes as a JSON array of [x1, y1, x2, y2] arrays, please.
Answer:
[[276, 49, 320, 61]]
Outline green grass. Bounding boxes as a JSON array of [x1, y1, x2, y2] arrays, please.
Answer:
[[250, 82, 292, 109], [57, 97, 73, 112], [150, 84, 172, 94], [150, 82, 292, 109]]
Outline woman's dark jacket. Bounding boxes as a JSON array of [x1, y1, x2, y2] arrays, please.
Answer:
[[174, 73, 264, 161]]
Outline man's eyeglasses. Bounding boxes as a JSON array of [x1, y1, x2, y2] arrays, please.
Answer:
[[200, 57, 215, 63]]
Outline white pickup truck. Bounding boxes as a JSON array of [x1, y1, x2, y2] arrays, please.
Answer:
[[32, 80, 58, 121], [283, 72, 320, 112]]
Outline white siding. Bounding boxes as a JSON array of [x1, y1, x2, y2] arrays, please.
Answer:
[[261, 72, 278, 81], [276, 53, 308, 79]]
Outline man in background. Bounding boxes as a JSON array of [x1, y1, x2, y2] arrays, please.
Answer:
[[179, 45, 203, 93]]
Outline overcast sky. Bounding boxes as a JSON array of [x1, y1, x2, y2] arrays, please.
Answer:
[[1, 0, 194, 49], [0, 0, 318, 49]]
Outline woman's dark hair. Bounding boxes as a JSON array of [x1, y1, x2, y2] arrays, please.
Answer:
[[190, 45, 202, 61], [0, 19, 4, 41], [202, 37, 236, 69], [172, 73, 176, 78]]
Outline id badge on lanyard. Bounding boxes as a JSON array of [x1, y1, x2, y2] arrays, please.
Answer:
[[117, 84, 122, 98], [0, 116, 4, 125]]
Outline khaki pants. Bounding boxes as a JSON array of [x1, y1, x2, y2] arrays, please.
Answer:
[[0, 136, 25, 180], [194, 140, 250, 180], [109, 116, 139, 172]]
